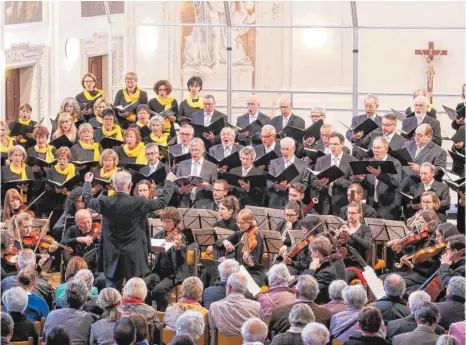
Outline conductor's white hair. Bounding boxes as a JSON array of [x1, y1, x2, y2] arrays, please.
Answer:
[[280, 137, 295, 149], [328, 280, 348, 300], [302, 322, 330, 345], [227, 272, 248, 295], [408, 291, 431, 313], [112, 171, 132, 192], [218, 259, 240, 281], [261, 125, 276, 136], [176, 310, 205, 340], [220, 127, 235, 137], [17, 250, 37, 269], [241, 318, 268, 343], [267, 263, 290, 286], [364, 94, 379, 105]]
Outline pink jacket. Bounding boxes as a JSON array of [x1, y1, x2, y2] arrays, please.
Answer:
[[449, 321, 466, 345], [258, 285, 296, 317]]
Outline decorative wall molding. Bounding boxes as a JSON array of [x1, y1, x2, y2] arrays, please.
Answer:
[[83, 32, 124, 99], [5, 44, 46, 118]]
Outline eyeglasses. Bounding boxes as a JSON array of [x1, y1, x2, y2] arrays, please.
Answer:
[[146, 152, 158, 156], [158, 88, 167, 91], [382, 123, 395, 127], [213, 188, 225, 192], [347, 211, 360, 215], [285, 213, 298, 217], [161, 219, 174, 224], [180, 132, 192, 136], [84, 80, 94, 83], [261, 134, 273, 139]]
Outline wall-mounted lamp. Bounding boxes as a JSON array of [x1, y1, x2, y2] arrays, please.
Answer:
[[65, 37, 80, 61], [137, 26, 158, 54], [301, 28, 328, 49]]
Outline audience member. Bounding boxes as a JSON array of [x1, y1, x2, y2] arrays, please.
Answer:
[[128, 313, 149, 345], [344, 307, 390, 345], [90, 288, 122, 345], [301, 322, 330, 345], [202, 259, 240, 309], [392, 302, 441, 345], [1, 312, 14, 345], [113, 317, 137, 345], [44, 279, 94, 345], [323, 280, 348, 314], [176, 310, 205, 341], [171, 335, 196, 345], [46, 325, 71, 345], [436, 276, 465, 329], [271, 303, 315, 345], [120, 277, 157, 324], [241, 318, 268, 345], [372, 274, 409, 324], [437, 335, 460, 345], [448, 321, 465, 345]]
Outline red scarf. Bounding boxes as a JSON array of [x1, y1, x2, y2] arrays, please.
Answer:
[[122, 297, 142, 304]]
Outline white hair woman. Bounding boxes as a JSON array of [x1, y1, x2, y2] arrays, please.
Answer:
[[70, 123, 101, 162], [1, 145, 34, 202], [323, 280, 348, 314], [120, 277, 157, 324], [271, 304, 315, 345], [146, 115, 169, 146]]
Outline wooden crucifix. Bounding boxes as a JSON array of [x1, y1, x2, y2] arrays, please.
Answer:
[[415, 41, 448, 102]]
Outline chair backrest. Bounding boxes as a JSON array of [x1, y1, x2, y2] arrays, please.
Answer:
[[217, 332, 243, 345], [156, 311, 165, 323], [332, 339, 345, 345], [11, 337, 33, 345], [33, 317, 45, 336]]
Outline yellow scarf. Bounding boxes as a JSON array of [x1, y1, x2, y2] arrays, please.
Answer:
[[187, 95, 203, 109], [84, 88, 104, 101], [157, 96, 174, 110], [54, 163, 76, 181], [102, 125, 123, 140], [0, 136, 14, 153], [79, 140, 100, 161], [18, 118, 32, 126], [122, 88, 141, 123], [34, 145, 55, 162], [137, 121, 149, 128], [123, 142, 146, 164], [100, 167, 118, 179], [95, 116, 103, 124], [410, 104, 434, 113], [10, 163, 28, 202], [150, 133, 169, 146]]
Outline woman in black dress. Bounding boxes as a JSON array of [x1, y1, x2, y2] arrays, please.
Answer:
[[1, 145, 34, 202], [70, 123, 102, 162], [113, 72, 148, 129], [148, 80, 178, 138], [8, 103, 37, 149], [75, 73, 104, 121], [178, 76, 204, 120], [117, 127, 146, 166]]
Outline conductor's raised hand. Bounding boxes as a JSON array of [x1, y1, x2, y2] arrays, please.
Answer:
[[84, 172, 94, 183], [166, 172, 176, 182]]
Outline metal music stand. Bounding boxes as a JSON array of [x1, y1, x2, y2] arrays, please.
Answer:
[[32, 218, 49, 233], [191, 229, 217, 250], [246, 206, 270, 230], [267, 209, 285, 230], [148, 218, 164, 238], [288, 230, 304, 246], [260, 230, 284, 269], [310, 215, 345, 232], [178, 208, 201, 229], [214, 227, 235, 241], [197, 210, 219, 228]]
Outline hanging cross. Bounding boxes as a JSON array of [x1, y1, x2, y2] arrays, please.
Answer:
[[415, 41, 448, 103]]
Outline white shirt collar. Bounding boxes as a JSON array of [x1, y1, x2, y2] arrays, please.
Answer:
[[381, 154, 388, 161], [331, 151, 344, 161], [193, 158, 204, 165], [265, 142, 276, 151], [384, 132, 394, 141], [249, 111, 259, 119], [424, 180, 434, 189], [284, 155, 295, 164], [223, 144, 232, 151], [242, 166, 252, 175], [417, 140, 431, 151], [416, 113, 426, 121], [149, 161, 159, 170]]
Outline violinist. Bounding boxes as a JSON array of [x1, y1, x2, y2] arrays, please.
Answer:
[[302, 235, 338, 304], [2, 189, 35, 223], [435, 223, 460, 244], [61, 209, 98, 266], [386, 210, 440, 292], [276, 201, 303, 250], [219, 209, 264, 286], [144, 207, 188, 312], [1, 231, 16, 277], [340, 203, 372, 283], [439, 234, 465, 289]]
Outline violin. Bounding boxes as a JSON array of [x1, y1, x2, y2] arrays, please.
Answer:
[[23, 231, 73, 254], [395, 242, 447, 269], [87, 223, 102, 240], [12, 205, 35, 218], [3, 247, 43, 266], [240, 226, 258, 267], [164, 230, 185, 249], [282, 221, 324, 261]]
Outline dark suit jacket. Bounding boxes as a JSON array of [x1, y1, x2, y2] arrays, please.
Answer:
[[302, 261, 338, 304], [236, 111, 271, 146], [168, 144, 189, 156], [229, 166, 266, 207], [402, 115, 442, 146], [339, 203, 378, 221], [268, 300, 332, 337], [366, 131, 407, 152], [191, 110, 227, 134], [435, 295, 465, 330], [406, 180, 450, 221], [310, 152, 356, 216], [270, 331, 302, 345], [175, 159, 218, 208], [270, 114, 306, 133], [267, 157, 310, 209], [386, 314, 445, 342], [372, 295, 409, 325], [254, 142, 282, 160], [203, 281, 227, 309], [345, 114, 382, 147], [392, 325, 439, 345], [360, 156, 402, 220], [208, 143, 244, 160], [82, 180, 175, 279]]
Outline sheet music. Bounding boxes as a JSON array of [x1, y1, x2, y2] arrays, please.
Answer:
[[150, 238, 174, 253], [239, 265, 261, 297], [362, 267, 385, 300]]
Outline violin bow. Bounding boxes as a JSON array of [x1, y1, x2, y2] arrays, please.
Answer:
[[33, 211, 53, 253], [23, 191, 46, 212], [13, 216, 24, 251]]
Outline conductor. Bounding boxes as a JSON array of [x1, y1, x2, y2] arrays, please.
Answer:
[[82, 170, 177, 291]]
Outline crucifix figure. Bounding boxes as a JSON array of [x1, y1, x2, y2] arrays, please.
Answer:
[[415, 42, 448, 102]]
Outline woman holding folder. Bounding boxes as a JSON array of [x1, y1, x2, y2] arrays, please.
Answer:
[[113, 72, 148, 129], [70, 123, 102, 162], [93, 108, 124, 144], [93, 149, 120, 196], [75, 73, 104, 119], [117, 127, 147, 166], [52, 112, 78, 145], [27, 126, 56, 179], [1, 120, 16, 166], [1, 145, 34, 202], [8, 103, 37, 149], [88, 97, 111, 128], [148, 80, 178, 138], [144, 115, 169, 147]]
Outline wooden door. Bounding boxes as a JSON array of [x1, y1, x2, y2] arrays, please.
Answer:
[[88, 56, 103, 90], [5, 68, 20, 122]]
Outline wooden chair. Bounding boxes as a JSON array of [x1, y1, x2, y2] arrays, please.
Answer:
[[216, 331, 243, 345], [159, 323, 205, 345], [332, 339, 345, 345], [156, 311, 165, 323], [11, 337, 33, 345], [33, 317, 45, 337]]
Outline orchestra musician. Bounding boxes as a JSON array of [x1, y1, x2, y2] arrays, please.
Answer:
[[276, 200, 304, 250], [144, 207, 188, 312], [213, 196, 240, 232], [1, 231, 16, 276], [218, 209, 264, 286], [338, 183, 377, 221], [439, 234, 465, 289], [2, 189, 34, 223]]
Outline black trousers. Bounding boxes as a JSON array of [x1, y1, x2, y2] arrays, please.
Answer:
[[144, 272, 176, 311]]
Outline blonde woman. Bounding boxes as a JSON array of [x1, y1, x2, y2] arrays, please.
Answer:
[[27, 125, 56, 179], [113, 72, 148, 129], [75, 72, 104, 119], [88, 97, 111, 128], [1, 145, 34, 201], [94, 149, 119, 196], [70, 123, 101, 162], [144, 115, 169, 146], [52, 112, 78, 143], [117, 127, 146, 166], [90, 288, 122, 345], [0, 120, 16, 166]]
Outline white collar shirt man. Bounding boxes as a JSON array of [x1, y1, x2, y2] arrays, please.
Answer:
[[284, 155, 295, 168], [265, 142, 276, 154], [249, 111, 259, 123], [242, 166, 252, 177], [204, 113, 213, 126], [331, 151, 344, 167], [223, 144, 233, 157]]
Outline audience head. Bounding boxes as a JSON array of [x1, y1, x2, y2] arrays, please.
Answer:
[[17, 266, 36, 291], [358, 307, 383, 335], [414, 302, 440, 327], [218, 259, 240, 282], [447, 276, 465, 298], [112, 170, 133, 193], [408, 291, 431, 313], [226, 272, 248, 295], [241, 318, 268, 344], [74, 269, 94, 292], [176, 310, 205, 340], [301, 322, 330, 345], [296, 275, 319, 302], [2, 287, 28, 313], [46, 326, 71, 345], [0, 231, 13, 256], [384, 274, 406, 298], [435, 223, 459, 244], [66, 279, 89, 309], [289, 303, 315, 328], [342, 285, 367, 309], [328, 280, 348, 301], [171, 335, 196, 345], [268, 263, 291, 287], [99, 288, 123, 321], [123, 277, 148, 302], [65, 256, 88, 282], [436, 335, 460, 345], [17, 248, 37, 270], [181, 277, 203, 302], [113, 317, 136, 345], [128, 313, 148, 343], [1, 312, 14, 340]]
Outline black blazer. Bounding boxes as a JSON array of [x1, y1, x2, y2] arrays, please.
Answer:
[[339, 203, 378, 221], [452, 102, 465, 130], [406, 180, 450, 222], [178, 99, 203, 119], [402, 115, 442, 146], [236, 111, 271, 146], [229, 165, 266, 207], [386, 314, 445, 342], [345, 224, 372, 265], [270, 113, 305, 133], [302, 261, 337, 304], [82, 180, 175, 279], [254, 142, 282, 161]]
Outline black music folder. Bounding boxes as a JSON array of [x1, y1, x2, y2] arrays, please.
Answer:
[[129, 166, 167, 185], [280, 125, 306, 142], [136, 125, 151, 139], [304, 119, 324, 141], [71, 160, 100, 168], [100, 137, 124, 150], [9, 122, 34, 137], [175, 175, 203, 187], [353, 118, 380, 138], [399, 192, 422, 204], [303, 148, 326, 161], [49, 135, 74, 149], [351, 145, 374, 159], [167, 151, 192, 165], [27, 156, 57, 168], [115, 101, 139, 114], [350, 160, 397, 175], [390, 108, 407, 122], [205, 151, 242, 170], [45, 174, 81, 190], [388, 148, 413, 166], [222, 172, 267, 188], [92, 177, 112, 187], [2, 179, 44, 191], [158, 105, 177, 118], [444, 178, 465, 193], [451, 126, 465, 144], [253, 150, 278, 167], [308, 165, 344, 184], [266, 163, 299, 184], [238, 119, 263, 136], [448, 150, 465, 167], [443, 105, 463, 120], [121, 162, 146, 171], [192, 117, 225, 137]]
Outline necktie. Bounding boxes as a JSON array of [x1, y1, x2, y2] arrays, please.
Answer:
[[190, 162, 200, 202], [182, 146, 188, 154], [374, 177, 379, 203], [332, 157, 340, 167], [283, 116, 289, 128], [417, 117, 423, 126], [265, 146, 272, 154], [425, 184, 431, 191], [242, 169, 248, 177], [204, 114, 211, 126], [249, 116, 256, 124], [285, 159, 292, 168], [415, 147, 422, 158]]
